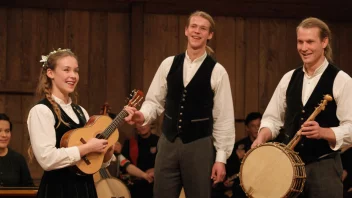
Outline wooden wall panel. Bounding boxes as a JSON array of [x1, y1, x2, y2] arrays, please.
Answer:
[[6, 95, 23, 155], [234, 18, 246, 141], [5, 95, 22, 122], [285, 19, 301, 70], [88, 12, 108, 114], [329, 22, 341, 67], [178, 15, 187, 53], [47, 9, 65, 55], [258, 19, 287, 113], [339, 23, 352, 76], [105, 12, 132, 142], [22, 9, 48, 82], [0, 8, 6, 82], [244, 18, 260, 115], [214, 16, 236, 107], [64, 10, 90, 109], [143, 14, 179, 92], [21, 95, 33, 150], [0, 95, 5, 112], [6, 8, 23, 82], [130, 3, 144, 92], [234, 18, 245, 122], [106, 13, 130, 110]]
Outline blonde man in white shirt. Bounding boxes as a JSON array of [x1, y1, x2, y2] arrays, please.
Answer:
[[252, 17, 352, 198], [124, 10, 235, 198]]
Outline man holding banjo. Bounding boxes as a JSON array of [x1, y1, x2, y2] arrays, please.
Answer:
[[250, 17, 352, 198]]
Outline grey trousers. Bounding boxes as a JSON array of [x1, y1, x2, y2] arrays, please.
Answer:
[[154, 134, 215, 198], [299, 153, 343, 198]]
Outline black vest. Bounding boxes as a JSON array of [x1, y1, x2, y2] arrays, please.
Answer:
[[284, 64, 340, 163], [38, 98, 87, 148], [36, 99, 97, 198], [162, 53, 216, 143]]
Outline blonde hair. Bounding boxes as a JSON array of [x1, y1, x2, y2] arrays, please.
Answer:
[[28, 49, 79, 163], [297, 17, 333, 63], [37, 49, 79, 127], [186, 11, 215, 56]]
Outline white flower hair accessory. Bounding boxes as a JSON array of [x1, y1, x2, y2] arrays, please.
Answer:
[[39, 48, 72, 68]]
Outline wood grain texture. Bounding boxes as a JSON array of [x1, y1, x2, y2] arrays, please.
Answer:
[[0, 8, 6, 82], [6, 8, 23, 82], [258, 19, 287, 113], [64, 10, 90, 108], [0, 5, 352, 184], [244, 18, 260, 115], [143, 14, 179, 92], [88, 11, 108, 115]]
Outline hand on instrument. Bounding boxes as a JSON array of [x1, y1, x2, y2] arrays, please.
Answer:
[[86, 138, 108, 153], [251, 128, 272, 148], [251, 138, 263, 149], [124, 106, 145, 125], [236, 149, 246, 160], [211, 162, 226, 186], [223, 179, 234, 188], [78, 138, 108, 157], [301, 121, 325, 139]]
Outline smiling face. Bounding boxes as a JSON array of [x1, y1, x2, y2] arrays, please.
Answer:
[[297, 27, 328, 69], [46, 56, 79, 98], [185, 15, 214, 51], [0, 120, 11, 149]]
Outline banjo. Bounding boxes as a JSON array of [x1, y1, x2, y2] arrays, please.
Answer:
[[239, 94, 332, 198]]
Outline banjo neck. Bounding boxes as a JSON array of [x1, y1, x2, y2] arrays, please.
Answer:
[[286, 94, 332, 150]]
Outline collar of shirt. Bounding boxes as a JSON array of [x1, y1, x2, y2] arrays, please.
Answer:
[[52, 94, 72, 107], [184, 50, 207, 64], [183, 51, 208, 86], [302, 58, 329, 79]]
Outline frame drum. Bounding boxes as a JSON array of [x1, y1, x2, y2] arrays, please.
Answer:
[[239, 142, 306, 198]]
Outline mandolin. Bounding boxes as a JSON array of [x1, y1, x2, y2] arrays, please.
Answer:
[[60, 89, 144, 175]]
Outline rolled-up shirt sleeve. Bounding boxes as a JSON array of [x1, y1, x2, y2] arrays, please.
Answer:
[[140, 57, 173, 124], [27, 104, 81, 171], [259, 71, 293, 139]]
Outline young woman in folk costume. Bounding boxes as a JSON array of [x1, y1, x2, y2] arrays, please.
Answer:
[[27, 48, 123, 198]]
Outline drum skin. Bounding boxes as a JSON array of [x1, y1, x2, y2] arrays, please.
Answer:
[[95, 178, 131, 198], [239, 142, 306, 198]]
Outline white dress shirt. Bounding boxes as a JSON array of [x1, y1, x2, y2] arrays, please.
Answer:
[[260, 58, 352, 150], [140, 51, 236, 163], [27, 95, 114, 171]]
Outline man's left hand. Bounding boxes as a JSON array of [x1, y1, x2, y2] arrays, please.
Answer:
[[211, 162, 226, 185]]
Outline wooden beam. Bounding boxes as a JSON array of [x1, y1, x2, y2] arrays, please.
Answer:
[[0, 0, 130, 12], [0, 81, 36, 94], [1, 0, 351, 21], [144, 1, 352, 21]]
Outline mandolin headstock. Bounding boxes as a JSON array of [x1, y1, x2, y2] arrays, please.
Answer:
[[126, 89, 144, 108]]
